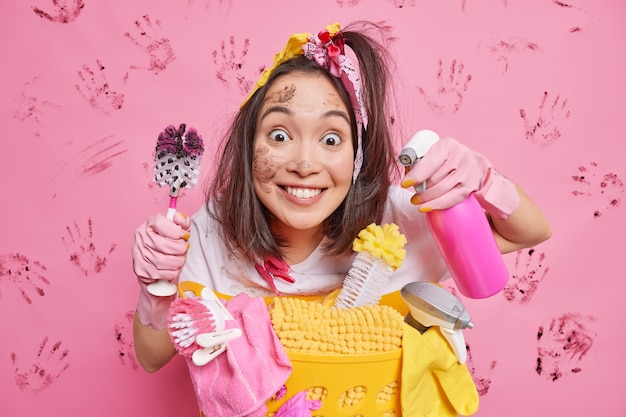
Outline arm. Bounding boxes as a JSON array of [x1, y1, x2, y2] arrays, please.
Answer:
[[400, 134, 552, 253], [490, 184, 552, 254], [131, 212, 191, 372], [133, 313, 177, 372]]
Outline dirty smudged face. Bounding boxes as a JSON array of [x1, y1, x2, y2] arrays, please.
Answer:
[[252, 72, 354, 239]]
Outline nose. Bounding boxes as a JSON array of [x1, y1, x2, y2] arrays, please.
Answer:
[[287, 140, 321, 177]]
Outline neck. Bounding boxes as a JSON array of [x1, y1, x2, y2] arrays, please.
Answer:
[[271, 222, 325, 264]]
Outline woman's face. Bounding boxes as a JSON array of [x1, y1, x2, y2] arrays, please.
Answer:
[[252, 71, 354, 237]]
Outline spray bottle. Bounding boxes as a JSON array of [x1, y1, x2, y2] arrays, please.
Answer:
[[400, 281, 473, 363], [399, 130, 509, 299]]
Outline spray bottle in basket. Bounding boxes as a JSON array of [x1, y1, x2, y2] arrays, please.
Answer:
[[398, 130, 509, 299]]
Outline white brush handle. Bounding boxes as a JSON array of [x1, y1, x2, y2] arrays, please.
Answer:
[[147, 195, 180, 297]]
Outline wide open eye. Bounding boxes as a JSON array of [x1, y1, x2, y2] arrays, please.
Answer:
[[268, 129, 291, 142], [321, 133, 342, 146]]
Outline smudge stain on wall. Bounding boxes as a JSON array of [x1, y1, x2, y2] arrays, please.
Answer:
[[76, 135, 128, 177], [13, 77, 62, 138], [571, 162, 624, 217], [466, 343, 498, 396], [478, 35, 543, 75], [114, 310, 139, 371], [536, 312, 596, 381], [32, 0, 85, 24]]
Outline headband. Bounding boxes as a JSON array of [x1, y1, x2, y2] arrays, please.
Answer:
[[242, 23, 367, 182]]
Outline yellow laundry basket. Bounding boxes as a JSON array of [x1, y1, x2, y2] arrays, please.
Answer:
[[178, 281, 406, 417]]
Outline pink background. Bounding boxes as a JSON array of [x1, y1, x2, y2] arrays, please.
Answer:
[[1, 0, 624, 415]]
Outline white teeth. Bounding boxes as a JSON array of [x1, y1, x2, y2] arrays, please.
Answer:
[[286, 187, 321, 199]]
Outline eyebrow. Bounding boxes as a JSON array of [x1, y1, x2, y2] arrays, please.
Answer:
[[260, 106, 351, 125]]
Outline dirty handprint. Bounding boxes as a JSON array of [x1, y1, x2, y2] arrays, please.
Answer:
[[0, 253, 50, 305], [76, 59, 125, 115], [519, 91, 570, 147], [503, 248, 550, 304], [417, 59, 472, 116], [124, 14, 176, 76], [212, 35, 255, 96], [11, 336, 70, 393], [62, 218, 117, 276]]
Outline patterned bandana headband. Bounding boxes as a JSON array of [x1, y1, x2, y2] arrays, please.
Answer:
[[242, 23, 368, 182]]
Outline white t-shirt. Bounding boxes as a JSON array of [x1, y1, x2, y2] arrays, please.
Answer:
[[179, 186, 449, 297]]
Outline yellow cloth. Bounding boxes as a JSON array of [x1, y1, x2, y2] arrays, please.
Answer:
[[401, 323, 479, 416]]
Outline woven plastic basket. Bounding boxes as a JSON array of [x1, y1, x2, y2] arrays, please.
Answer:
[[178, 282, 406, 417]]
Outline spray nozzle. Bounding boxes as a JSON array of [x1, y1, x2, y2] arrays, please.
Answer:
[[400, 281, 473, 363], [398, 130, 440, 192]]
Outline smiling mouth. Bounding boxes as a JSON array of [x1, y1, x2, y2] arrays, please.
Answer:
[[285, 186, 323, 199]]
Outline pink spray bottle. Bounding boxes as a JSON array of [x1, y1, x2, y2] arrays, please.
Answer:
[[398, 130, 509, 299]]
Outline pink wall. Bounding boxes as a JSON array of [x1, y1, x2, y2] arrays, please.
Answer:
[[1, 0, 624, 415]]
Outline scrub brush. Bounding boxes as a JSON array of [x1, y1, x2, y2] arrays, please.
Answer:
[[334, 223, 407, 308], [148, 123, 204, 296], [167, 287, 241, 366]]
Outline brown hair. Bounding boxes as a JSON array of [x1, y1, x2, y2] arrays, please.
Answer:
[[206, 21, 398, 263]]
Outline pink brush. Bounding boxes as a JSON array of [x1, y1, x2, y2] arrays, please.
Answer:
[[148, 123, 204, 296], [167, 288, 241, 366]]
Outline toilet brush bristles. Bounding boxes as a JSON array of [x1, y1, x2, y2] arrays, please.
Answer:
[[334, 223, 407, 309]]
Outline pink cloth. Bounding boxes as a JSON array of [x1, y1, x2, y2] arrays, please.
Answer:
[[187, 293, 292, 417]]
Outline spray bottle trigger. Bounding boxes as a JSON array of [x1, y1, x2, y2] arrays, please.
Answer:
[[439, 326, 467, 364]]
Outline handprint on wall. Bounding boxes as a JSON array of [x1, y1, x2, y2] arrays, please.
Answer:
[[11, 336, 70, 392], [32, 0, 85, 23], [536, 312, 596, 381], [503, 248, 550, 304], [417, 59, 473, 116], [212, 35, 255, 96], [0, 253, 50, 305], [114, 310, 139, 371], [62, 218, 117, 276], [466, 343, 497, 396], [13, 76, 61, 138], [519, 91, 571, 147], [75, 59, 125, 115], [571, 162, 623, 218], [124, 14, 176, 76]]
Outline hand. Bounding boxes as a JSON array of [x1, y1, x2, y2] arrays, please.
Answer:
[[401, 323, 479, 416], [401, 136, 519, 218], [132, 212, 191, 329]]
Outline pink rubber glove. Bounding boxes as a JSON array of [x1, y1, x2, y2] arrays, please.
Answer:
[[401, 136, 519, 218], [132, 212, 191, 329], [275, 391, 322, 416]]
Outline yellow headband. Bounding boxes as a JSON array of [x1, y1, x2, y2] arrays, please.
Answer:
[[241, 23, 341, 107]]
